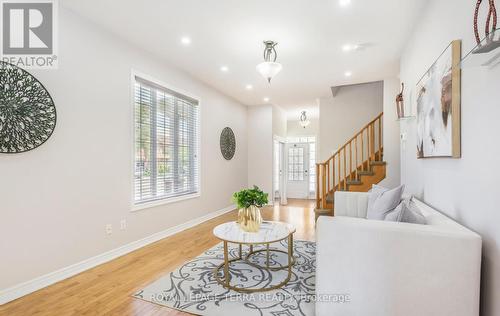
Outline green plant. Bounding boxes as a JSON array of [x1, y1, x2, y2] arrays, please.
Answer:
[[232, 185, 269, 209]]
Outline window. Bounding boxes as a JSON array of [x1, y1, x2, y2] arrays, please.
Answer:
[[286, 136, 316, 143], [288, 147, 304, 181], [134, 76, 200, 205]]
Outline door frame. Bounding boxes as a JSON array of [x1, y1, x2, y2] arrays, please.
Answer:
[[273, 136, 287, 204]]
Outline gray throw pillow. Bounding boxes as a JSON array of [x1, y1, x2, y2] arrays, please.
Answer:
[[366, 184, 405, 220], [385, 198, 426, 225]]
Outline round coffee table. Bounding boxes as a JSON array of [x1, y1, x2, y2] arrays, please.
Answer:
[[212, 221, 296, 293]]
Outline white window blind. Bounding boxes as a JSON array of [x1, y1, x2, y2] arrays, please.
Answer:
[[134, 76, 200, 205]]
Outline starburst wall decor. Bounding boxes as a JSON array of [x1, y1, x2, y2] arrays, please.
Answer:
[[0, 61, 56, 153]]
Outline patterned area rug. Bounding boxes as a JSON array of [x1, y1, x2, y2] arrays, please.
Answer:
[[133, 240, 316, 316]]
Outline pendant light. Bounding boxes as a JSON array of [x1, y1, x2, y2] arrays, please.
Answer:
[[256, 41, 283, 83], [299, 111, 310, 128]]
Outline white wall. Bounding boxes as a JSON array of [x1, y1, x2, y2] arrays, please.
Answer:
[[272, 105, 287, 139], [379, 78, 401, 188], [399, 1, 500, 315], [319, 81, 383, 161], [0, 8, 248, 293], [247, 105, 273, 196]]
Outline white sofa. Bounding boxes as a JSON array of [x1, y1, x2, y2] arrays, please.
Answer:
[[316, 191, 482, 316]]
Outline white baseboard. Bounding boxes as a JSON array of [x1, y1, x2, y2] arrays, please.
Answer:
[[0, 204, 236, 305]]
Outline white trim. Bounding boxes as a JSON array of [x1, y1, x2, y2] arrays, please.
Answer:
[[129, 69, 202, 211], [272, 136, 287, 204], [131, 192, 201, 212], [0, 204, 235, 305], [273, 134, 287, 143], [131, 70, 202, 102]]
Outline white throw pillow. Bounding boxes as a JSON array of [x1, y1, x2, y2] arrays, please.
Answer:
[[366, 184, 387, 215], [366, 184, 405, 220], [385, 198, 426, 225]]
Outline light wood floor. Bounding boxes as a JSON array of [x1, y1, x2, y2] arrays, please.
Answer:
[[0, 199, 316, 316]]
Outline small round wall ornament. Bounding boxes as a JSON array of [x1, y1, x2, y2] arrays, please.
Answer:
[[220, 127, 236, 160], [0, 61, 56, 153]]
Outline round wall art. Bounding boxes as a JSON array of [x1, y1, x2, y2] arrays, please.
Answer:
[[220, 127, 236, 160], [0, 61, 56, 153]]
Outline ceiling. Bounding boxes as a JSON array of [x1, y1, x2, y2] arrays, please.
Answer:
[[62, 0, 427, 119]]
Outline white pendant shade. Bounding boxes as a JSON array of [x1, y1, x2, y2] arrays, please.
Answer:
[[256, 61, 282, 83], [299, 119, 310, 128], [299, 110, 310, 128]]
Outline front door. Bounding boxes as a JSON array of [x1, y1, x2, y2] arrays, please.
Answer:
[[286, 143, 309, 199]]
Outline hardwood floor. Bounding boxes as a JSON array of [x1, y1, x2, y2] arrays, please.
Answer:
[[0, 199, 316, 316]]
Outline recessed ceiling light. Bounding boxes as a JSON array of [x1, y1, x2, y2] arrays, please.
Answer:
[[342, 44, 359, 52], [181, 36, 191, 45], [220, 66, 229, 72], [344, 71, 352, 77], [245, 84, 253, 90], [339, 0, 351, 7], [263, 97, 270, 102]]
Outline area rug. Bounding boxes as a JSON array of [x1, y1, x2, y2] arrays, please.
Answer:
[[133, 240, 316, 316]]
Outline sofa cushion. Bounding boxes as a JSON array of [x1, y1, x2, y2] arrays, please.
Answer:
[[334, 191, 370, 218], [385, 198, 426, 224], [366, 184, 405, 220]]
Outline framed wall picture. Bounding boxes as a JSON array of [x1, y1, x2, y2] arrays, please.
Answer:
[[416, 40, 461, 158]]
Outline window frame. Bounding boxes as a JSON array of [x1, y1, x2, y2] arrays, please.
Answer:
[[130, 70, 201, 212]]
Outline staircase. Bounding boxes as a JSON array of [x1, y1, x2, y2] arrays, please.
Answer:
[[316, 112, 386, 214]]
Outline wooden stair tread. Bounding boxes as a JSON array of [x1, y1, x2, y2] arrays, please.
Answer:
[[346, 179, 362, 185], [357, 170, 374, 176], [314, 208, 333, 221], [321, 159, 387, 206], [370, 160, 386, 166]]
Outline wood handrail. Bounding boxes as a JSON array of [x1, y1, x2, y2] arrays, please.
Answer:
[[317, 112, 383, 209]]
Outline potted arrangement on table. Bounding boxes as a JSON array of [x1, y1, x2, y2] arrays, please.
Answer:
[[232, 186, 269, 232]]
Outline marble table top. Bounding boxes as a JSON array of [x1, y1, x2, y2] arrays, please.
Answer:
[[213, 221, 296, 244]]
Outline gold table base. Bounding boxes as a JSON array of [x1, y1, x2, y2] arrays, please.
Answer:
[[214, 234, 295, 293]]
